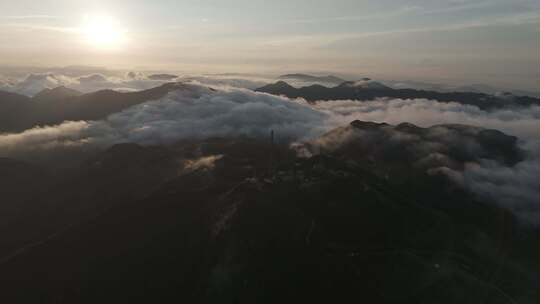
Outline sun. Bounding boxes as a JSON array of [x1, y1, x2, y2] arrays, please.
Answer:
[[81, 15, 126, 50]]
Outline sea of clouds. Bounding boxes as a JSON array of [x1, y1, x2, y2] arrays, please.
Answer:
[[0, 77, 539, 223], [0, 71, 354, 97], [0, 72, 178, 96]]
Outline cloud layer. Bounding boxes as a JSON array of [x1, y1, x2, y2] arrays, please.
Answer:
[[1, 72, 179, 96], [1, 71, 350, 97], [0, 83, 539, 222], [0, 85, 326, 157], [309, 98, 540, 223]]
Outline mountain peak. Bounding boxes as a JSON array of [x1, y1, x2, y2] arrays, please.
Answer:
[[338, 79, 390, 90], [33, 86, 82, 102], [148, 73, 179, 81], [256, 81, 295, 93], [279, 73, 346, 84], [350, 120, 389, 130]]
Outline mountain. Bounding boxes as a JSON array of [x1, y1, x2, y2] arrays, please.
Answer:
[[308, 120, 523, 171], [0, 158, 50, 206], [382, 80, 540, 99], [148, 73, 178, 81], [10, 73, 71, 96], [0, 91, 33, 132], [32, 86, 83, 102], [0, 78, 14, 91], [0, 82, 186, 133], [0, 89, 31, 104], [0, 123, 538, 303], [257, 81, 540, 110], [77, 73, 108, 84], [279, 73, 347, 85], [339, 79, 391, 90]]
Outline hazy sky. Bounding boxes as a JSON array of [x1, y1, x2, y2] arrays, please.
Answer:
[[1, 0, 539, 90]]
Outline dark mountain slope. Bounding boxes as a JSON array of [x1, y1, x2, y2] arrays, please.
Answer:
[[148, 73, 178, 81], [309, 120, 524, 168], [279, 73, 347, 84], [0, 91, 33, 132], [257, 81, 540, 110], [0, 82, 185, 133], [32, 86, 83, 102], [0, 127, 538, 303], [0, 158, 51, 212]]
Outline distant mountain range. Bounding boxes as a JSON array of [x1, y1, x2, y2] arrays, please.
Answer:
[[257, 81, 540, 110], [148, 73, 178, 81], [279, 73, 347, 85], [0, 83, 186, 133], [32, 86, 82, 102], [2, 78, 538, 135], [316, 120, 523, 168], [382, 80, 540, 99]]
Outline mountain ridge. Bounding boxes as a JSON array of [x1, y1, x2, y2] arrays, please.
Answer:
[[0, 127, 537, 303], [257, 81, 540, 110], [0, 82, 187, 133], [32, 86, 83, 102], [279, 73, 347, 84]]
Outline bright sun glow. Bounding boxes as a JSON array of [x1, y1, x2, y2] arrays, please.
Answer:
[[82, 15, 126, 50]]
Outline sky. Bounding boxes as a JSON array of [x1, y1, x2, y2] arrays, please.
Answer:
[[0, 0, 540, 90]]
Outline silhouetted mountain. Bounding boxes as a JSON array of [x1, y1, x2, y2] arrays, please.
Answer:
[[0, 91, 33, 132], [339, 79, 391, 89], [0, 82, 186, 133], [279, 73, 347, 84], [77, 73, 108, 84], [382, 80, 540, 98], [0, 90, 31, 105], [32, 86, 82, 102], [0, 157, 49, 203], [0, 123, 538, 303], [148, 73, 178, 81], [310, 120, 524, 168], [257, 81, 540, 110]]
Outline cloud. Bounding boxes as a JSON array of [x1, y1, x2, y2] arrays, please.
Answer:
[[0, 84, 326, 158], [0, 121, 93, 152], [0, 75, 15, 91], [174, 74, 340, 90], [0, 15, 58, 20], [4, 72, 178, 96], [72, 73, 172, 93], [311, 98, 540, 140], [309, 99, 540, 224], [0, 85, 538, 222], [447, 140, 540, 225], [183, 155, 224, 172], [3, 72, 347, 97], [178, 75, 272, 90], [11, 73, 77, 96]]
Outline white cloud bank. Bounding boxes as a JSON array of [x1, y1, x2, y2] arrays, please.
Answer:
[[0, 85, 326, 155], [311, 98, 540, 224], [0, 72, 349, 97], [0, 84, 539, 223], [1, 72, 176, 96]]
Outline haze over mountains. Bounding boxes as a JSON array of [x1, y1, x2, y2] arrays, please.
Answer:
[[0, 83, 185, 133], [0, 71, 539, 303], [257, 80, 540, 110], [3, 71, 540, 98], [3, 71, 540, 136]]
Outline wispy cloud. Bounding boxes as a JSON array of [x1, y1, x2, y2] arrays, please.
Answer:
[[0, 15, 59, 20], [0, 23, 78, 33], [284, 6, 422, 25], [324, 10, 540, 43]]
